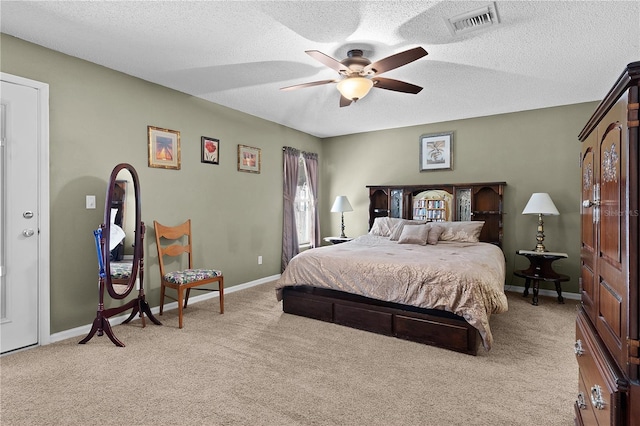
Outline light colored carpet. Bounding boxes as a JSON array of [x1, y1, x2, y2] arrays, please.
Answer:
[[0, 281, 578, 425]]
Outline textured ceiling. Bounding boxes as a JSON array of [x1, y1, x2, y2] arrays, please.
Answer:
[[1, 1, 638, 138]]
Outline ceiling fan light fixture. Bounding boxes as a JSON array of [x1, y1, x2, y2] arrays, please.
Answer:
[[336, 76, 373, 101]]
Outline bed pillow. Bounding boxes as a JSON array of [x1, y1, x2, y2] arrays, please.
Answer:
[[369, 217, 392, 236], [427, 224, 445, 245], [397, 224, 430, 245], [439, 221, 485, 243], [369, 217, 408, 237], [389, 220, 428, 241]]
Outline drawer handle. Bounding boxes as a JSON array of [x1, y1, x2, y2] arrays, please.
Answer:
[[590, 385, 606, 410], [576, 392, 587, 410], [574, 339, 584, 356]]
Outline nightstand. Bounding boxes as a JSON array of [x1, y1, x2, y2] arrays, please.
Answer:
[[323, 237, 353, 245], [514, 250, 569, 306]]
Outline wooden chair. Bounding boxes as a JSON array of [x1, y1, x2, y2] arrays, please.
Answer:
[[154, 219, 224, 328]]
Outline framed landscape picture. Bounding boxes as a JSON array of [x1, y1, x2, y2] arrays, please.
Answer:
[[419, 131, 453, 172], [148, 126, 180, 170]]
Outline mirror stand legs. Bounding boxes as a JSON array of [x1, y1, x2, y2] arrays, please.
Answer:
[[78, 294, 162, 347], [79, 311, 125, 347], [122, 295, 162, 328]]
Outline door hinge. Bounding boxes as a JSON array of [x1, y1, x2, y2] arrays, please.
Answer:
[[629, 338, 640, 365]]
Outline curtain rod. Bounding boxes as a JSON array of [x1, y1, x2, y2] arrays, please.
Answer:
[[282, 146, 317, 155]]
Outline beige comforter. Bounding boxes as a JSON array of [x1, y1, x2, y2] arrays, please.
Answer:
[[276, 234, 508, 350]]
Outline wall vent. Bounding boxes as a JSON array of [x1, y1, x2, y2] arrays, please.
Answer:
[[445, 2, 500, 36]]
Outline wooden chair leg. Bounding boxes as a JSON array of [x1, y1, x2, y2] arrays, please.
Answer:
[[219, 279, 224, 314], [184, 288, 191, 309], [159, 283, 166, 315], [177, 287, 184, 329]]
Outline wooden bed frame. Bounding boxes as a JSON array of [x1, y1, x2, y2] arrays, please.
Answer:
[[282, 285, 480, 355], [279, 182, 505, 355]]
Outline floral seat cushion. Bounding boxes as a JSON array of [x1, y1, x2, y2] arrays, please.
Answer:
[[163, 268, 222, 285], [110, 262, 132, 279]]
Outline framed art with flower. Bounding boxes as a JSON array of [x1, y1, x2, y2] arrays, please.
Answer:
[[148, 126, 181, 170], [419, 131, 453, 172], [201, 136, 220, 165]]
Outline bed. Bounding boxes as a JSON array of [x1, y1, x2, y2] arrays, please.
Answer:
[[276, 218, 508, 355]]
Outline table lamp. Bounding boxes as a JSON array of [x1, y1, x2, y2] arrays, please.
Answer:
[[331, 196, 353, 238], [522, 192, 559, 252]]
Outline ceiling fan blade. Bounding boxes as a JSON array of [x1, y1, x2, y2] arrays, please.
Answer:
[[339, 95, 353, 107], [372, 77, 423, 94], [280, 79, 337, 91], [365, 47, 428, 75], [306, 50, 349, 73]]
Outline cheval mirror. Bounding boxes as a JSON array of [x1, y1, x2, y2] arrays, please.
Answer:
[[79, 163, 161, 347]]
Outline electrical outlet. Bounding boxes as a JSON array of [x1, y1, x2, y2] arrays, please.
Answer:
[[86, 195, 96, 209], [258, 255, 263, 265]]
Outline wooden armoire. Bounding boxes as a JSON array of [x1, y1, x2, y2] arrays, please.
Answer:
[[575, 61, 639, 425]]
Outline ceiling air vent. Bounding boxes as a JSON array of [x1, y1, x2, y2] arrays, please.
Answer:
[[445, 2, 500, 36]]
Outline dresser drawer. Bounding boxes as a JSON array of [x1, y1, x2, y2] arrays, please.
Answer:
[[575, 310, 628, 425], [575, 372, 598, 425]]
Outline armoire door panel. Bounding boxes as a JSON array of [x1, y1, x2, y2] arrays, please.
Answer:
[[597, 279, 622, 344], [581, 146, 596, 252], [581, 133, 598, 325], [599, 123, 624, 266], [599, 255, 627, 301], [594, 109, 629, 370], [581, 263, 596, 320]]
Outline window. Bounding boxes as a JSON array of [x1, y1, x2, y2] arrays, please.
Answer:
[[294, 155, 312, 246]]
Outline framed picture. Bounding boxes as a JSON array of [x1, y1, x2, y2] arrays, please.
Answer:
[[201, 136, 219, 165], [237, 144, 261, 174], [148, 126, 180, 170], [419, 131, 453, 172]]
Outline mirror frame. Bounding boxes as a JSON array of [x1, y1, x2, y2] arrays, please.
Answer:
[[102, 163, 142, 299]]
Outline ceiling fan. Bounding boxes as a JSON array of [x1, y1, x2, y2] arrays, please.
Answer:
[[281, 46, 428, 107]]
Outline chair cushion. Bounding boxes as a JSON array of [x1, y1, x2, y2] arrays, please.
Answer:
[[110, 261, 132, 279], [163, 268, 222, 284]]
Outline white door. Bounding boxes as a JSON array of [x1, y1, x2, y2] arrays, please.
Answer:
[[0, 80, 41, 353]]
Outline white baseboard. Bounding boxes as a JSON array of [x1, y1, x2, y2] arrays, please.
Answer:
[[49, 277, 578, 344], [505, 285, 580, 301], [50, 274, 281, 344]]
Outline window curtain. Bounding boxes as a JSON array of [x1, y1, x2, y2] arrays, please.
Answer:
[[282, 147, 300, 272], [303, 151, 321, 248]]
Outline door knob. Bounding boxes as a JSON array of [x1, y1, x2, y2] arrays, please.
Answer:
[[582, 200, 600, 208], [22, 229, 35, 237]]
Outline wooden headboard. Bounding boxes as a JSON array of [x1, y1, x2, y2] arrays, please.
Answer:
[[367, 182, 505, 247]]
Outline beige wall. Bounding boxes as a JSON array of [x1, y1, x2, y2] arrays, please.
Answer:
[[2, 34, 599, 335], [321, 102, 599, 295], [1, 34, 321, 333]]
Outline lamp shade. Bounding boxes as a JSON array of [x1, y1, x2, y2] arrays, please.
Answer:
[[522, 193, 560, 215], [336, 77, 373, 101], [331, 196, 353, 213]]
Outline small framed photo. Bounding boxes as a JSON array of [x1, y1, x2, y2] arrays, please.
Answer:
[[148, 126, 180, 170], [419, 131, 453, 172], [201, 136, 219, 165], [237, 144, 261, 174]]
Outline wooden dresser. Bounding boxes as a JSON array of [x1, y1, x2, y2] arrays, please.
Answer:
[[575, 62, 639, 425]]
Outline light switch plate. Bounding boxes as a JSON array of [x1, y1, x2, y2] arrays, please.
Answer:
[[86, 195, 96, 209]]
